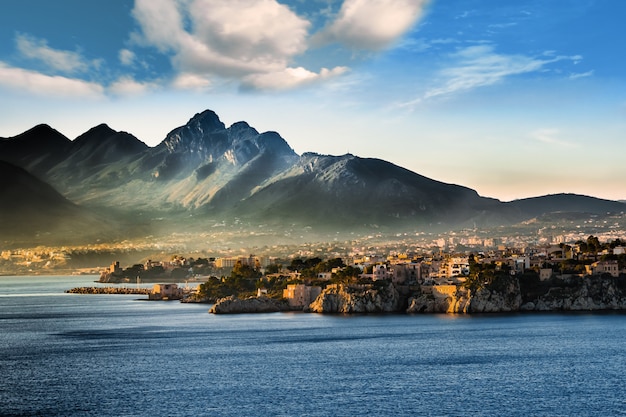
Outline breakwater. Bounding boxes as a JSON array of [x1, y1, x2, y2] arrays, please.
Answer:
[[66, 287, 150, 295]]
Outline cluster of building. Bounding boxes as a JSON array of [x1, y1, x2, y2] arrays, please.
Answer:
[[0, 248, 71, 271], [96, 237, 626, 307], [278, 243, 626, 308]]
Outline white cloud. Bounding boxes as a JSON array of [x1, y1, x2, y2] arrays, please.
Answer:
[[424, 45, 547, 99], [188, 0, 310, 64], [108, 76, 156, 96], [15, 34, 90, 74], [313, 0, 430, 50], [131, 0, 343, 90], [171, 73, 212, 91], [242, 66, 349, 90], [426, 45, 583, 100], [130, 0, 185, 52], [119, 49, 136, 66], [569, 70, 593, 80], [0, 62, 104, 98], [395, 45, 584, 110], [530, 128, 578, 147]]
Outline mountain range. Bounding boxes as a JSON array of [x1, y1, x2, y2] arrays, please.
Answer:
[[1, 109, 624, 245]]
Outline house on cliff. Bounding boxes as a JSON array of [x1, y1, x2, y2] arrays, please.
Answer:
[[586, 260, 620, 278], [283, 284, 321, 309]]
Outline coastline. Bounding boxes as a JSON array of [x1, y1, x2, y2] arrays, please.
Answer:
[[208, 275, 626, 315]]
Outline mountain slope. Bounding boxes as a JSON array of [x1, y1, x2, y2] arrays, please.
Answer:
[[1, 109, 624, 240], [55, 110, 300, 210], [46, 124, 149, 191], [506, 194, 626, 216], [235, 153, 502, 228], [0, 124, 71, 176], [0, 161, 113, 244]]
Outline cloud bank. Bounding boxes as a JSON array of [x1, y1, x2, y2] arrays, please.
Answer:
[[0, 1, 429, 95], [313, 0, 430, 50], [130, 0, 428, 90], [15, 34, 92, 74], [0, 62, 104, 98], [398, 44, 586, 108]]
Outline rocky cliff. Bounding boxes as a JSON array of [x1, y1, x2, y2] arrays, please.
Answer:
[[406, 281, 523, 314], [407, 275, 626, 314], [207, 275, 626, 314], [307, 282, 400, 313], [209, 295, 292, 314], [521, 275, 626, 311]]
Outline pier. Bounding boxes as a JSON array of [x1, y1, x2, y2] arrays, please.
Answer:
[[65, 287, 151, 295]]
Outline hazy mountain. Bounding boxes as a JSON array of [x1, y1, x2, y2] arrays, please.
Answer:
[[506, 194, 626, 217], [232, 152, 502, 229], [0, 161, 118, 245], [1, 109, 624, 244], [0, 124, 71, 176]]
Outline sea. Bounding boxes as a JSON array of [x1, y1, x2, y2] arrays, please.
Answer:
[[1, 275, 625, 417]]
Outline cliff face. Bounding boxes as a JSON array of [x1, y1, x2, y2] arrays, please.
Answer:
[[209, 275, 626, 315], [521, 276, 626, 311], [209, 295, 291, 314], [407, 278, 523, 314], [307, 282, 400, 313]]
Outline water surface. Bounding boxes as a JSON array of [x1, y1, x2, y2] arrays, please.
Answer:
[[1, 276, 625, 416]]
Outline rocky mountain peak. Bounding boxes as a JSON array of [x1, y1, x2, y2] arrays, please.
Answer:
[[228, 121, 259, 142], [256, 131, 297, 156], [73, 123, 116, 144], [68, 123, 147, 158], [5, 123, 70, 147], [154, 110, 297, 170], [159, 110, 227, 155], [0, 123, 71, 175], [187, 109, 227, 133]]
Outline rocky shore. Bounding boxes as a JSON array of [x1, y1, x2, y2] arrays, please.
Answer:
[[520, 275, 626, 311], [209, 274, 626, 315], [307, 282, 400, 313], [209, 295, 293, 314], [407, 275, 626, 314], [406, 280, 522, 314]]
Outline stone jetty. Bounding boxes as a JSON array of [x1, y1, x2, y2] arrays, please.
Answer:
[[66, 287, 151, 295]]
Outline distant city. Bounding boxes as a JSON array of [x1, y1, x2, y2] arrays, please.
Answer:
[[3, 209, 624, 279]]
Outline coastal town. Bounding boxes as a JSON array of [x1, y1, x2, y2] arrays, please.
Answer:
[[61, 232, 626, 314], [4, 210, 626, 314]]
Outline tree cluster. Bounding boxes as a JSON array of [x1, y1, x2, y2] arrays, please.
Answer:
[[196, 260, 263, 301], [286, 257, 346, 279]]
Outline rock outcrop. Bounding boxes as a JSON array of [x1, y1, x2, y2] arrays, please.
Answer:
[[209, 295, 292, 314], [406, 277, 522, 314], [307, 282, 400, 313], [406, 291, 470, 314], [209, 275, 626, 315], [521, 276, 626, 311]]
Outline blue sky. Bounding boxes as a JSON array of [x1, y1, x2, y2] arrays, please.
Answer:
[[1, 0, 624, 201]]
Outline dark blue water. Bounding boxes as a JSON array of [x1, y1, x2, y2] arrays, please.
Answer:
[[1, 276, 626, 416]]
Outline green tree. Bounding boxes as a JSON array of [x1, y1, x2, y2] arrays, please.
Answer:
[[332, 266, 362, 284], [231, 260, 261, 280], [265, 263, 281, 274]]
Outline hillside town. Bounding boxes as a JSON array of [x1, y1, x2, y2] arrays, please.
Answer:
[[84, 234, 625, 311]]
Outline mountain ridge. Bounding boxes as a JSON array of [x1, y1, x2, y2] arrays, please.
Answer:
[[0, 161, 126, 245], [1, 109, 624, 243]]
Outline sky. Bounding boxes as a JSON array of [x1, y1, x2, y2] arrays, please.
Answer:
[[0, 0, 625, 202]]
